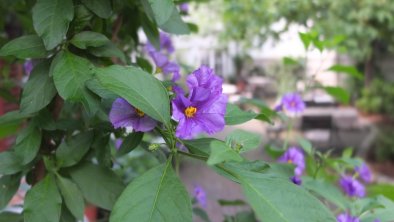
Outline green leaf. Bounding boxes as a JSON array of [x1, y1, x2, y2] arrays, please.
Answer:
[[0, 173, 21, 209], [32, 0, 74, 50], [0, 212, 23, 222], [299, 32, 311, 49], [0, 151, 23, 175], [302, 177, 349, 210], [0, 121, 20, 139], [55, 131, 94, 168], [20, 61, 56, 114], [352, 197, 383, 216], [225, 129, 261, 153], [140, 13, 160, 50], [69, 162, 125, 210], [207, 140, 243, 165], [147, 0, 175, 25], [360, 196, 394, 222], [0, 111, 32, 125], [160, 7, 190, 35], [88, 42, 126, 63], [24, 174, 62, 222], [91, 135, 112, 167], [14, 124, 42, 165], [96, 65, 171, 125], [225, 103, 257, 125], [327, 65, 363, 80], [224, 211, 257, 222], [297, 138, 312, 155], [81, 0, 112, 19], [136, 57, 154, 74], [324, 86, 350, 104], [255, 113, 273, 124], [56, 175, 85, 220], [218, 199, 247, 206], [110, 159, 192, 222], [283, 57, 299, 66], [85, 78, 118, 100], [117, 132, 144, 156], [52, 51, 94, 101], [193, 207, 211, 222], [182, 138, 220, 157], [231, 168, 336, 222], [59, 205, 76, 222], [214, 161, 271, 183], [0, 35, 48, 59], [70, 31, 110, 49], [367, 184, 394, 202], [187, 23, 199, 33]]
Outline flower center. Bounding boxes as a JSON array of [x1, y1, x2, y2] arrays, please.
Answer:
[[287, 159, 293, 164], [156, 67, 162, 74], [135, 108, 145, 117], [290, 101, 296, 107], [184, 106, 197, 118]]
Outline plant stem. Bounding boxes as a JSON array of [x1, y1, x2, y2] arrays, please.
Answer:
[[282, 117, 293, 150], [175, 153, 180, 175]]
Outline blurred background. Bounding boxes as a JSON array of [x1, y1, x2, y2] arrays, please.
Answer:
[[172, 1, 394, 221], [1, 0, 394, 221]]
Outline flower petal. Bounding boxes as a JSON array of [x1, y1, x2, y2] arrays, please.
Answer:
[[109, 98, 137, 128], [131, 115, 157, 132]]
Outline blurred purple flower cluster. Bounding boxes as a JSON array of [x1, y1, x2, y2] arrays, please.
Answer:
[[278, 147, 305, 185], [337, 162, 375, 221], [336, 213, 360, 222], [193, 185, 207, 208], [339, 163, 373, 198], [145, 32, 180, 82], [276, 92, 305, 114]]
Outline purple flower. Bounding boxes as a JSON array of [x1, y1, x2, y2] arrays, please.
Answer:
[[336, 213, 360, 222], [280, 93, 305, 114], [355, 163, 372, 183], [146, 32, 174, 54], [291, 176, 302, 185], [339, 175, 365, 198], [193, 185, 207, 207], [274, 103, 283, 112], [278, 147, 305, 177], [186, 65, 223, 96], [179, 3, 189, 13], [109, 98, 157, 132], [24, 60, 33, 75], [150, 51, 180, 81], [172, 87, 227, 139], [172, 85, 185, 96]]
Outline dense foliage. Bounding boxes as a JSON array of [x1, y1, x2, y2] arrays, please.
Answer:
[[0, 1, 394, 222]]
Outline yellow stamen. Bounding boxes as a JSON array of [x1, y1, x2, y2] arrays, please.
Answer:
[[156, 67, 162, 74], [135, 108, 145, 117], [184, 106, 197, 118], [167, 86, 173, 91], [287, 159, 293, 164]]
